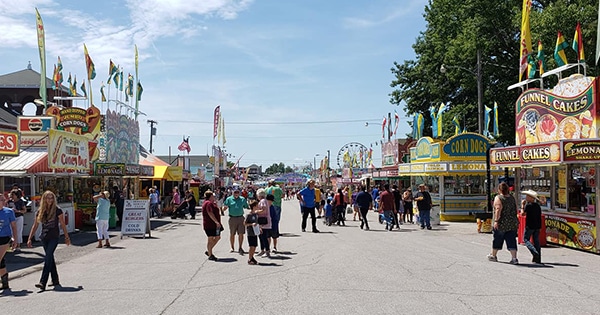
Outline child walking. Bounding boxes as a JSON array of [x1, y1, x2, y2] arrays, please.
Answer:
[[244, 200, 261, 265], [324, 197, 333, 226]]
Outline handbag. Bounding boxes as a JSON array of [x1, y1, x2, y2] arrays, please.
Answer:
[[257, 217, 268, 225]]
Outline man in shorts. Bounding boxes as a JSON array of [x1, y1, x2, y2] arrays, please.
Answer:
[[223, 188, 249, 254]]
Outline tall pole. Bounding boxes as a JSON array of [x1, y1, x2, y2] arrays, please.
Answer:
[[477, 49, 484, 135], [387, 112, 392, 141], [147, 119, 157, 153]]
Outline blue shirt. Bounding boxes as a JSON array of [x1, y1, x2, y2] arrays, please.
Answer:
[[324, 204, 333, 217], [0, 207, 16, 237], [150, 192, 158, 204], [298, 187, 316, 208], [95, 198, 111, 221]]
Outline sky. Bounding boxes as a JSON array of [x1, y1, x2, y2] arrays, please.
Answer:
[[0, 0, 428, 170]]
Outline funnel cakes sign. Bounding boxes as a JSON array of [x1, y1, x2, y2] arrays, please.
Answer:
[[515, 75, 597, 145]]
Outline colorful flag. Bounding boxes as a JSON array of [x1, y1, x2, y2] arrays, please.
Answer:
[[108, 60, 118, 83], [67, 73, 72, 95], [417, 113, 424, 139], [484, 105, 492, 137], [100, 83, 106, 102], [35, 8, 47, 107], [596, 4, 600, 65], [178, 136, 191, 153], [452, 116, 461, 136], [537, 40, 546, 75], [52, 64, 57, 89], [493, 102, 499, 137], [80, 81, 87, 97], [127, 73, 134, 97], [112, 67, 120, 86], [429, 106, 438, 138], [71, 75, 77, 96], [136, 82, 143, 101], [412, 114, 418, 139], [381, 117, 387, 139], [213, 105, 220, 139], [436, 103, 446, 138], [119, 71, 124, 91], [393, 110, 400, 136], [519, 0, 532, 81], [83, 44, 96, 80], [554, 31, 569, 67], [573, 22, 585, 62], [57, 60, 63, 86], [527, 53, 537, 79]]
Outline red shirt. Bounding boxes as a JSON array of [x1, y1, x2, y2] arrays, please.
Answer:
[[202, 200, 221, 229], [379, 190, 395, 211]]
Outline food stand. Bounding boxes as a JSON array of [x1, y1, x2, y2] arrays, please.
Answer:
[[401, 134, 504, 221], [491, 74, 599, 253]]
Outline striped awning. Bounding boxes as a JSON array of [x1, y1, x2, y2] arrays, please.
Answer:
[[0, 150, 50, 176]]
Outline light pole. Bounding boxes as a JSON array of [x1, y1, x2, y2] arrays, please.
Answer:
[[440, 49, 483, 135], [313, 154, 320, 179]]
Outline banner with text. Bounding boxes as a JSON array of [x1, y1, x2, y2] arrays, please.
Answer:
[[48, 129, 90, 171]]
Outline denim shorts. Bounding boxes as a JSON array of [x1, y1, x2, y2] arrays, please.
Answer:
[[492, 229, 518, 250]]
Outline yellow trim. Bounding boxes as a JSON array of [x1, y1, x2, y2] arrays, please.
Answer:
[[153, 166, 183, 181], [440, 214, 476, 222]]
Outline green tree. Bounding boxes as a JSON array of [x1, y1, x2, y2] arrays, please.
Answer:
[[265, 162, 288, 175], [390, 0, 598, 145]]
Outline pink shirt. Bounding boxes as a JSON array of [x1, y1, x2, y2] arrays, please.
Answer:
[[258, 199, 272, 229]]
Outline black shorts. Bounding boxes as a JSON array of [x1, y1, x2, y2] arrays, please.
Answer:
[[320, 200, 325, 206], [0, 236, 10, 245], [247, 235, 258, 247], [204, 229, 219, 237]]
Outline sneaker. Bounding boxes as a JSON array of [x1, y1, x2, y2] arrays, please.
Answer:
[[312, 229, 320, 233], [257, 250, 266, 257], [208, 255, 218, 261], [427, 226, 432, 230], [204, 251, 209, 256], [265, 251, 271, 258], [420, 226, 425, 230], [509, 258, 519, 265], [230, 249, 235, 253], [487, 254, 498, 262], [272, 248, 278, 254], [238, 248, 244, 254], [248, 259, 257, 265]]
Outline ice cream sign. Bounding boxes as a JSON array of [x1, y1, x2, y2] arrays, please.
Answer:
[[48, 129, 90, 171], [515, 76, 597, 145]]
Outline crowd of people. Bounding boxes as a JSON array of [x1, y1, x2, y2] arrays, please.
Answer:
[[0, 178, 545, 292]]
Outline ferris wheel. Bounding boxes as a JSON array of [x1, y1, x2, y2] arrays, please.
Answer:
[[337, 142, 369, 169]]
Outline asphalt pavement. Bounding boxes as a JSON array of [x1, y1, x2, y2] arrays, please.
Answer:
[[2, 199, 600, 314]]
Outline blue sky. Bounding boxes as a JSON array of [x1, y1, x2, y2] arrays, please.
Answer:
[[0, 0, 427, 169]]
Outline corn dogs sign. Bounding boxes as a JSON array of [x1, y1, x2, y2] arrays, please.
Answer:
[[48, 129, 90, 171]]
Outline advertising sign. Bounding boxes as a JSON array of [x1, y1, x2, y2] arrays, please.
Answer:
[[46, 105, 103, 162], [490, 142, 560, 165], [562, 140, 600, 162], [121, 200, 150, 238], [515, 76, 597, 145], [48, 129, 90, 171], [0, 129, 19, 156], [545, 215, 596, 253], [18, 116, 54, 133], [443, 133, 490, 158], [94, 163, 125, 176], [20, 133, 48, 148]]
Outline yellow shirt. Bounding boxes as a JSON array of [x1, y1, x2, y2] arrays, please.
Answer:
[[315, 189, 321, 202]]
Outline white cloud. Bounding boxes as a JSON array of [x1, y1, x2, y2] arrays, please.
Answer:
[[342, 0, 427, 29]]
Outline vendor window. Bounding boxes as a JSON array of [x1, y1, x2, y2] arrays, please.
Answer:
[[567, 164, 596, 215], [412, 176, 440, 194], [520, 167, 551, 209], [444, 175, 484, 195]]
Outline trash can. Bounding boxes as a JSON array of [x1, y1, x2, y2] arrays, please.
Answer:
[[109, 205, 117, 228], [518, 213, 546, 247]]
